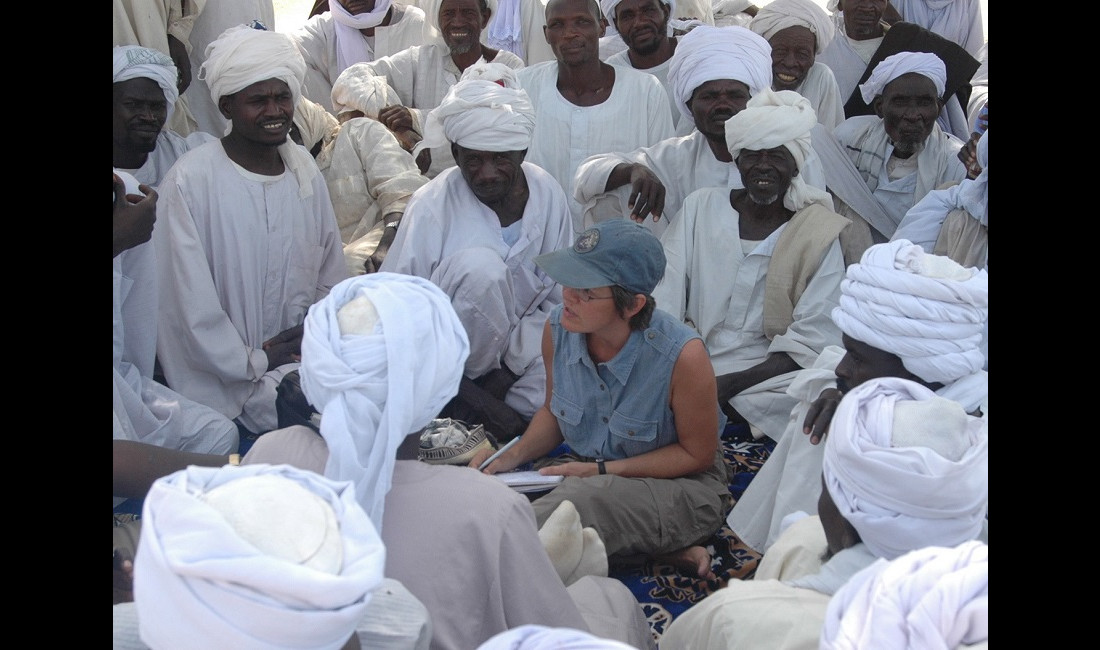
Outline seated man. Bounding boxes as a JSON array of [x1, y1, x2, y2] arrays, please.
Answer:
[[652, 88, 863, 443], [726, 239, 988, 554], [831, 51, 968, 241], [153, 25, 347, 436], [244, 273, 654, 650], [748, 0, 844, 131], [659, 375, 989, 650], [115, 462, 432, 649], [380, 77, 571, 440]]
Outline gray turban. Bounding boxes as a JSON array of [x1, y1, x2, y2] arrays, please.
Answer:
[[413, 79, 536, 157], [667, 25, 773, 122], [749, 0, 835, 53], [822, 377, 989, 560], [859, 51, 947, 104], [113, 45, 180, 125]]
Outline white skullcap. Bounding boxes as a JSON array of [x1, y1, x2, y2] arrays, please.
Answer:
[[859, 51, 947, 104], [600, 0, 675, 23], [478, 624, 640, 650], [300, 273, 470, 531], [460, 60, 522, 89], [724, 88, 831, 211], [113, 45, 180, 125], [831, 239, 988, 385], [821, 541, 988, 650], [413, 78, 536, 157], [294, 96, 339, 150], [822, 377, 989, 561], [134, 463, 385, 650], [667, 25, 773, 122], [749, 0, 835, 53], [330, 66, 403, 118]]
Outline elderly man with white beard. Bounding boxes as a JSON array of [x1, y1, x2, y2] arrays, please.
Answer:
[[652, 87, 865, 444]]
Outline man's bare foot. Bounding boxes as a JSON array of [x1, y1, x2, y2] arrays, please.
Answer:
[[656, 545, 716, 581]]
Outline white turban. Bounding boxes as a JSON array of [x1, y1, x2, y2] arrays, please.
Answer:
[[859, 51, 947, 104], [200, 24, 318, 196], [667, 25, 773, 122], [724, 88, 831, 211], [478, 624, 640, 650], [113, 45, 180, 126], [600, 0, 675, 25], [331, 65, 403, 118], [331, 0, 395, 74], [460, 60, 522, 89], [413, 78, 536, 157], [822, 377, 989, 561], [294, 96, 339, 150], [820, 541, 989, 650], [134, 463, 385, 650], [748, 0, 835, 53], [300, 273, 469, 530], [831, 239, 988, 386]]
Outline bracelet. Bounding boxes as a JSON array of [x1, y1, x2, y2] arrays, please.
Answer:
[[384, 220, 401, 229], [596, 459, 606, 475], [228, 453, 241, 466]]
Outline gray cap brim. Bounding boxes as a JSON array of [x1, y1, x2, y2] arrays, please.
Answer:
[[534, 248, 615, 290]]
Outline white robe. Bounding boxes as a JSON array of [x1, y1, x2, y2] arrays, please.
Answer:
[[518, 61, 675, 232], [115, 130, 217, 190], [605, 50, 688, 134], [361, 44, 526, 177], [291, 6, 431, 114], [315, 116, 429, 275], [379, 162, 572, 417], [152, 141, 348, 434], [792, 61, 844, 132], [893, 0, 985, 58], [652, 187, 846, 442]]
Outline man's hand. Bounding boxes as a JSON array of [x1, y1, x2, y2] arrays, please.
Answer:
[[263, 324, 305, 368], [113, 174, 158, 258], [627, 165, 667, 223], [378, 105, 414, 132], [113, 547, 135, 604], [539, 461, 601, 478], [415, 148, 432, 175], [167, 34, 192, 94], [802, 387, 843, 445]]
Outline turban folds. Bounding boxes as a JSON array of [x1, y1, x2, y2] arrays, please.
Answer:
[[749, 0, 836, 53], [330, 65, 404, 118], [300, 273, 469, 530], [113, 45, 180, 125], [820, 541, 989, 650], [724, 88, 831, 211], [134, 463, 385, 650], [831, 240, 987, 385], [413, 78, 536, 156], [859, 51, 947, 104], [479, 624, 641, 649], [667, 25, 772, 122], [822, 377, 989, 561]]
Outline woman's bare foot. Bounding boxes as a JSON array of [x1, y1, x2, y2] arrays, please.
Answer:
[[656, 545, 716, 581]]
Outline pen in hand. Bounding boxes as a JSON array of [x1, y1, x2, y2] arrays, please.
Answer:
[[478, 436, 521, 471]]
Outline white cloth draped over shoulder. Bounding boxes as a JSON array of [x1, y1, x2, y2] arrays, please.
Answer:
[[331, 0, 395, 72], [891, 0, 985, 58]]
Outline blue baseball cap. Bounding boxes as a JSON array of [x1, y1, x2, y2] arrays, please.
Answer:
[[534, 219, 666, 295]]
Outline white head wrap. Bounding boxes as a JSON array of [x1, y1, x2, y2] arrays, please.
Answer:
[[134, 463, 385, 650], [300, 273, 469, 530], [200, 24, 318, 197], [821, 540, 989, 650], [748, 0, 835, 53], [459, 60, 522, 89], [822, 377, 989, 561], [330, 65, 403, 118], [859, 51, 947, 104], [113, 45, 180, 126], [413, 78, 535, 157], [294, 96, 339, 151], [724, 87, 831, 211], [478, 624, 640, 650], [600, 0, 676, 27], [331, 0, 396, 74], [831, 239, 988, 386], [667, 25, 773, 122]]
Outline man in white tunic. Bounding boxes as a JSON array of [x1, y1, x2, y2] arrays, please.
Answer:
[[652, 88, 855, 443], [725, 239, 988, 555], [381, 79, 571, 433], [571, 24, 773, 239], [660, 375, 989, 650], [748, 0, 844, 131], [153, 26, 347, 436], [291, 0, 431, 114], [518, 0, 674, 232], [357, 0, 525, 177], [832, 51, 967, 239]]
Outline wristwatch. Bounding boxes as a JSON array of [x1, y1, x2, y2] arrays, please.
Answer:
[[384, 219, 401, 229], [596, 458, 606, 475]]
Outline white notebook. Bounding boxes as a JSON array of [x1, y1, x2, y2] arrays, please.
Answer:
[[491, 470, 564, 493]]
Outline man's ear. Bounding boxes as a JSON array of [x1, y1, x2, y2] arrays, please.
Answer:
[[872, 96, 884, 118], [451, 142, 460, 160], [218, 95, 233, 119], [519, 148, 529, 162], [482, 6, 492, 28]]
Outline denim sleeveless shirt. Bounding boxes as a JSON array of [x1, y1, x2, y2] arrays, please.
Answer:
[[549, 304, 710, 460]]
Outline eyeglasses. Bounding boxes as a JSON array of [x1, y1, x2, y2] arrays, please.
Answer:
[[569, 287, 614, 303]]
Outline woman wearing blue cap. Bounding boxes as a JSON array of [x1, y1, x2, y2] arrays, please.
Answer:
[[470, 218, 730, 580]]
